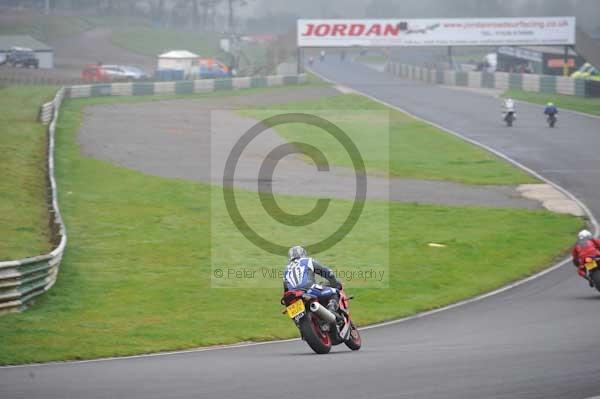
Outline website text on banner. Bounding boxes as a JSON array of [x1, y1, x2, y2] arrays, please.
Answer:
[[297, 17, 575, 47]]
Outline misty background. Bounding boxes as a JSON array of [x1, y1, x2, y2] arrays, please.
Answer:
[[1, 0, 599, 82], [1, 0, 599, 35]]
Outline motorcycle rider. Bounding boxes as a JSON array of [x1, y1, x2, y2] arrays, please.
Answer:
[[572, 229, 600, 286], [544, 102, 558, 120], [283, 246, 343, 317], [503, 98, 516, 118]]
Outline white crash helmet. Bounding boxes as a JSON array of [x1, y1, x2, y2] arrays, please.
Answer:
[[288, 246, 307, 261], [578, 229, 593, 241]]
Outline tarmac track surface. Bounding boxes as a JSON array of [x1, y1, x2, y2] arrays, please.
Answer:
[[76, 86, 538, 208], [2, 62, 600, 399]]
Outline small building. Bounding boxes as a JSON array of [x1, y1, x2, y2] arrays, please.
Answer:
[[497, 46, 584, 76], [0, 35, 54, 68], [157, 50, 199, 77]]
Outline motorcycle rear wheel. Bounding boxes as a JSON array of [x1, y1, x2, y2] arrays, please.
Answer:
[[299, 313, 332, 354]]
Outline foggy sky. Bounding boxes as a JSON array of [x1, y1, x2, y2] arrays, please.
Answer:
[[241, 0, 599, 31]]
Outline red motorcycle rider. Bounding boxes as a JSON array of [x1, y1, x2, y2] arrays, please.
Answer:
[[572, 229, 600, 286]]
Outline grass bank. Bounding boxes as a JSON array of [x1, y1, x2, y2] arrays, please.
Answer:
[[242, 94, 536, 185], [0, 13, 91, 41], [504, 89, 600, 117], [110, 27, 221, 58], [0, 86, 57, 260], [0, 88, 582, 364]]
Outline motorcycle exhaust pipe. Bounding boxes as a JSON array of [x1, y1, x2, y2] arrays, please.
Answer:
[[309, 302, 337, 324]]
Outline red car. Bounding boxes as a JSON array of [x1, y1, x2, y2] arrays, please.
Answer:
[[82, 64, 149, 82], [81, 64, 109, 82]]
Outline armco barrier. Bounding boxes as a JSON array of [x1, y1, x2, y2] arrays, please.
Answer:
[[540, 75, 557, 94], [556, 76, 575, 96], [38, 101, 54, 124], [494, 72, 510, 91], [522, 74, 540, 92], [509, 73, 523, 90], [64, 74, 306, 99], [385, 62, 596, 97], [1, 74, 307, 315], [1, 88, 67, 315], [482, 72, 496, 89], [468, 72, 482, 88]]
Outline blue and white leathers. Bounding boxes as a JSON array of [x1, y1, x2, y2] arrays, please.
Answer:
[[284, 257, 314, 289]]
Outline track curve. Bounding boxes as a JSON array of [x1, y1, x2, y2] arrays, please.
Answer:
[[2, 61, 600, 399]]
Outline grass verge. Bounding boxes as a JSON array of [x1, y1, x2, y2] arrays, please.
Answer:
[[0, 89, 582, 365], [242, 94, 537, 185], [504, 89, 600, 117], [0, 86, 57, 260], [110, 27, 221, 58], [0, 13, 91, 41]]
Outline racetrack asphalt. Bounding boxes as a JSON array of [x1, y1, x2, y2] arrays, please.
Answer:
[[77, 86, 540, 208], [1, 61, 600, 399]]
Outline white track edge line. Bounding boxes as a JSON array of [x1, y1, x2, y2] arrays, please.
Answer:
[[1, 68, 597, 370]]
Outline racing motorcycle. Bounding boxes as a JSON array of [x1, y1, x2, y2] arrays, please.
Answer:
[[582, 256, 600, 291], [504, 110, 516, 127], [547, 113, 557, 128], [281, 284, 361, 354]]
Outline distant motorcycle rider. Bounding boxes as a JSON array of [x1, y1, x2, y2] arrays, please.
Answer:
[[283, 246, 342, 316], [544, 102, 558, 127], [572, 229, 600, 286], [503, 98, 516, 114], [544, 102, 558, 117]]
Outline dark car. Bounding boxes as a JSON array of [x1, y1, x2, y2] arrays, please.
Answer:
[[4, 47, 39, 68]]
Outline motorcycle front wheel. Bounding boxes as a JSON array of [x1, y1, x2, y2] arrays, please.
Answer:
[[344, 321, 362, 351], [299, 312, 332, 354], [590, 270, 600, 292]]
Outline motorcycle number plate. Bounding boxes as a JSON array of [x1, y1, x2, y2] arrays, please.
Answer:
[[585, 260, 598, 271], [286, 300, 305, 319]]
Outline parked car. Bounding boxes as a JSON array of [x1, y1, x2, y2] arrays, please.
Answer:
[[119, 66, 149, 80], [2, 47, 39, 68], [81, 64, 149, 82], [82, 64, 107, 82]]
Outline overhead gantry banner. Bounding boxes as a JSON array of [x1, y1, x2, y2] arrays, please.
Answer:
[[297, 17, 575, 47]]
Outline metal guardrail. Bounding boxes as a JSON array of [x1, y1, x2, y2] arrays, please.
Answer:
[[0, 88, 67, 315], [64, 74, 307, 98], [0, 74, 307, 315], [39, 100, 54, 124], [385, 62, 594, 97]]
